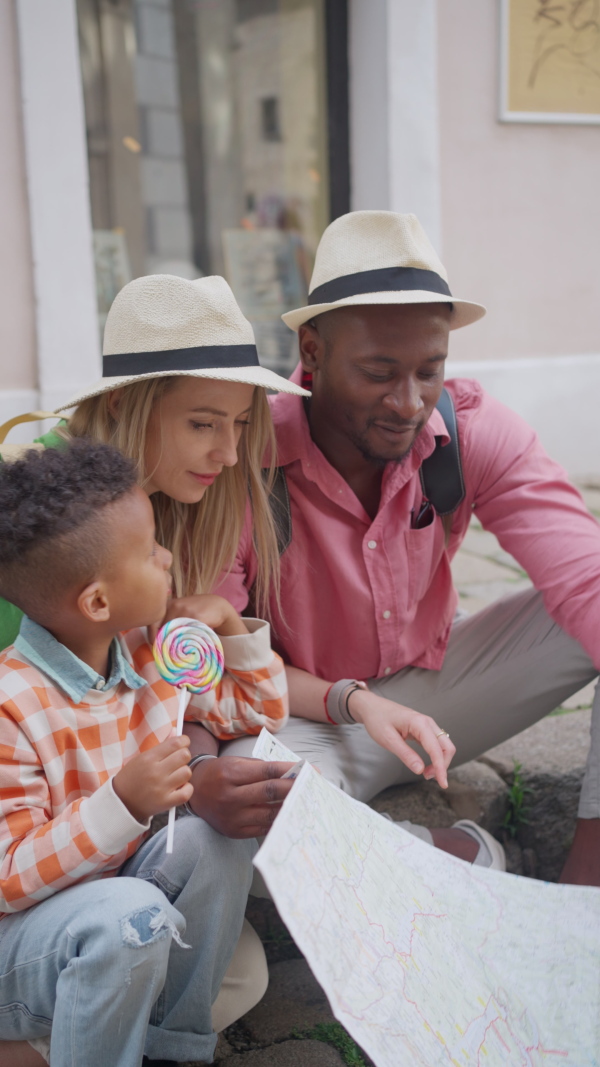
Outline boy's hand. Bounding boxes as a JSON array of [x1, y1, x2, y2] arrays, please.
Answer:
[[113, 736, 193, 823], [152, 594, 248, 640]]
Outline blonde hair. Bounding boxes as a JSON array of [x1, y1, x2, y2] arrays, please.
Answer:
[[67, 377, 280, 616]]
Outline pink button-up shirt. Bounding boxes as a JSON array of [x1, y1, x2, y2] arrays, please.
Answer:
[[218, 374, 600, 681]]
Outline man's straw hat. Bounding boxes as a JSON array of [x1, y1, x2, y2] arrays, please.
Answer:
[[281, 211, 486, 332], [58, 274, 309, 411]]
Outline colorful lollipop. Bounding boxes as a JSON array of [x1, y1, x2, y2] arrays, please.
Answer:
[[153, 617, 224, 852], [153, 617, 224, 695]]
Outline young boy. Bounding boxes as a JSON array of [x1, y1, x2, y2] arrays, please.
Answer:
[[0, 440, 289, 1067]]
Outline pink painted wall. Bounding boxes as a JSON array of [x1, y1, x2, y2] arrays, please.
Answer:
[[0, 0, 37, 390], [438, 0, 600, 362]]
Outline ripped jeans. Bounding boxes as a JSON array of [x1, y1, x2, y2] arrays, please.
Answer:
[[0, 816, 256, 1067]]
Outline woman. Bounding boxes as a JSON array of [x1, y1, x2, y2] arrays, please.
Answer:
[[0, 272, 308, 647], [0, 273, 308, 1067]]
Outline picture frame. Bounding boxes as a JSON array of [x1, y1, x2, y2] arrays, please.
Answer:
[[499, 0, 600, 124]]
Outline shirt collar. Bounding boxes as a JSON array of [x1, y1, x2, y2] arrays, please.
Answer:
[[269, 363, 451, 469], [15, 616, 147, 703]]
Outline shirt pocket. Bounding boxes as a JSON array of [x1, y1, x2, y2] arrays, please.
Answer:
[[404, 518, 445, 609]]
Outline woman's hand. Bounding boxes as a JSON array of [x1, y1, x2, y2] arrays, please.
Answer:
[[347, 688, 455, 789], [153, 593, 248, 640]]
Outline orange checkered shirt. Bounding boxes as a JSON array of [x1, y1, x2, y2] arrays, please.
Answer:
[[0, 619, 287, 915]]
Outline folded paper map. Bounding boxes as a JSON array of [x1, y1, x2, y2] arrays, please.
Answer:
[[251, 727, 300, 764], [253, 741, 600, 1067]]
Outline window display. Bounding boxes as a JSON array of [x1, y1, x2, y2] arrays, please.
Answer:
[[77, 0, 332, 374]]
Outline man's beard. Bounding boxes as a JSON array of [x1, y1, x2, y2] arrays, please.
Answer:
[[346, 421, 423, 469]]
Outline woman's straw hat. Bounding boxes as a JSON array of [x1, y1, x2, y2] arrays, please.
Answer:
[[58, 274, 309, 410], [281, 211, 486, 332]]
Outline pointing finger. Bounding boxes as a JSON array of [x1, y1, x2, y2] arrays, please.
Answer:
[[414, 728, 451, 789]]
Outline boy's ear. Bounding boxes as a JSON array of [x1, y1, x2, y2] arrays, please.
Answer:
[[78, 581, 111, 624]]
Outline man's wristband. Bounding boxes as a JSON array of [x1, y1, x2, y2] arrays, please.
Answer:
[[184, 753, 217, 815], [325, 679, 367, 725]]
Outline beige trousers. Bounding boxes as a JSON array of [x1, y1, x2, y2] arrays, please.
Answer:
[[211, 918, 268, 1032], [226, 589, 600, 818]]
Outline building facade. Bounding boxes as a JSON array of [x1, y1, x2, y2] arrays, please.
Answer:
[[2, 0, 599, 475]]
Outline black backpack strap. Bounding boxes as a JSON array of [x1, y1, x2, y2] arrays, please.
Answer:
[[267, 466, 292, 556], [420, 387, 465, 516]]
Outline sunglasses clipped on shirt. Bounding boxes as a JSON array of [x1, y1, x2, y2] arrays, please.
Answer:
[[410, 497, 435, 530]]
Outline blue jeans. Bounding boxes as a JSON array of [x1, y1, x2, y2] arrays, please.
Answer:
[[0, 816, 256, 1066]]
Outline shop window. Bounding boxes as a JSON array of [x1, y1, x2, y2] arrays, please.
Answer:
[[76, 0, 348, 375]]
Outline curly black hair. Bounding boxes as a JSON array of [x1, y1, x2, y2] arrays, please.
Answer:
[[0, 439, 137, 624]]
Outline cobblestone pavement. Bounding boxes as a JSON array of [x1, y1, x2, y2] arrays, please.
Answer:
[[191, 484, 600, 1067]]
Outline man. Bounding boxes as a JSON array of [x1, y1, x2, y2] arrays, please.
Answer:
[[199, 211, 600, 885]]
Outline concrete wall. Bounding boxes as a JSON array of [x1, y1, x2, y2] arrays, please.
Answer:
[[349, 0, 441, 247], [16, 0, 101, 415], [349, 0, 600, 477], [1, 0, 100, 443], [438, 0, 600, 364], [0, 0, 38, 427], [436, 0, 600, 476]]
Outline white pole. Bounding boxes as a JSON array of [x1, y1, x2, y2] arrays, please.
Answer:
[[166, 688, 189, 854]]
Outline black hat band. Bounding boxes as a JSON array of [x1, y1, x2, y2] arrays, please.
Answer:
[[308, 266, 452, 306], [103, 344, 260, 378]]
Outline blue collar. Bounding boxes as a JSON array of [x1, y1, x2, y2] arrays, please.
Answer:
[[15, 616, 147, 704]]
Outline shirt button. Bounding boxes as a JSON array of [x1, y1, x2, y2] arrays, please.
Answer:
[[94, 679, 104, 690], [384, 667, 391, 675], [367, 540, 377, 549], [383, 610, 391, 619]]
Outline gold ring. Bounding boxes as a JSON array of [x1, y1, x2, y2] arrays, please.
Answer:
[[435, 730, 449, 739]]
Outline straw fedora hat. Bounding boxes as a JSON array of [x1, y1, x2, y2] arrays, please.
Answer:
[[58, 274, 309, 411], [281, 211, 486, 332]]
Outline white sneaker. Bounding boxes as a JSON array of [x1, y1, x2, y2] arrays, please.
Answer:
[[452, 819, 506, 871]]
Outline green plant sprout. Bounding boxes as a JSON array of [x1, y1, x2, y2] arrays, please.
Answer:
[[502, 760, 533, 838], [293, 1022, 368, 1066]]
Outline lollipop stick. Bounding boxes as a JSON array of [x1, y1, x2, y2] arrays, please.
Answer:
[[166, 687, 189, 854]]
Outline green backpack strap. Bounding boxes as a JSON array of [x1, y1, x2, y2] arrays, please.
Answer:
[[0, 410, 63, 462]]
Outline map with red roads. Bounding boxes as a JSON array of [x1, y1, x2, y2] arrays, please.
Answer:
[[253, 733, 600, 1067]]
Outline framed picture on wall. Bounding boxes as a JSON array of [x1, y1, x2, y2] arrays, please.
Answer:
[[499, 0, 600, 124]]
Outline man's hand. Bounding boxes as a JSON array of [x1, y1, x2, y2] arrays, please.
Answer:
[[188, 756, 296, 837], [347, 689, 455, 789], [113, 736, 193, 823], [559, 818, 600, 887]]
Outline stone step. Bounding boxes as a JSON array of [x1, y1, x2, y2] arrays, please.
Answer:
[[369, 708, 592, 882], [481, 708, 592, 882], [217, 1039, 346, 1065]]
